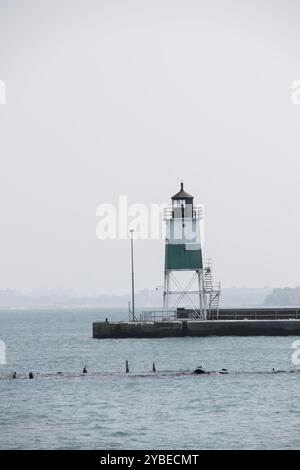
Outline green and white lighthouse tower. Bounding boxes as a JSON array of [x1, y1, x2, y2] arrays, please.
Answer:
[[163, 182, 220, 319]]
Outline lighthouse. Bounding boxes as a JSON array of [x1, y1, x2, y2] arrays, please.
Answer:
[[163, 182, 220, 319]]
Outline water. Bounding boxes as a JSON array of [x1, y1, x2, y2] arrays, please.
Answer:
[[0, 308, 299, 450]]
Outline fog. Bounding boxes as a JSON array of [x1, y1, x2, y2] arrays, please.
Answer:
[[0, 0, 300, 295]]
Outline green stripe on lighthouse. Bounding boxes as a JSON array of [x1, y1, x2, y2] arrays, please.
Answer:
[[165, 244, 203, 270]]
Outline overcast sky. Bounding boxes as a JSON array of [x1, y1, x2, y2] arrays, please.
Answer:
[[1, 0, 300, 295]]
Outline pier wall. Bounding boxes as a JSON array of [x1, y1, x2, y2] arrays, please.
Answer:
[[93, 319, 300, 339], [179, 307, 300, 320]]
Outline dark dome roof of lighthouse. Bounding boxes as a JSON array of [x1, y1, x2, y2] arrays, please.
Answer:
[[171, 182, 193, 200]]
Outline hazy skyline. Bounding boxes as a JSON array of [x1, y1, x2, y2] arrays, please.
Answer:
[[1, 0, 300, 295]]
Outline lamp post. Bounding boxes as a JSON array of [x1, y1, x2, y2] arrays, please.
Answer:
[[129, 229, 136, 321]]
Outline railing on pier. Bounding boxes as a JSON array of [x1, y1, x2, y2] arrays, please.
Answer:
[[139, 309, 300, 322], [140, 310, 177, 322]]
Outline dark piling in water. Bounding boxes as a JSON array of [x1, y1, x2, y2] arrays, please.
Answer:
[[193, 366, 208, 375], [125, 360, 129, 373]]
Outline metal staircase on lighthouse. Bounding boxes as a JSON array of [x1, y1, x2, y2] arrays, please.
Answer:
[[204, 259, 221, 318]]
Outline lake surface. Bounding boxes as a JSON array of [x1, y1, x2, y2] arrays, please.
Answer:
[[0, 308, 299, 449]]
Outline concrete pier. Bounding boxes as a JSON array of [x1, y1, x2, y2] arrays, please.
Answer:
[[93, 319, 300, 339]]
